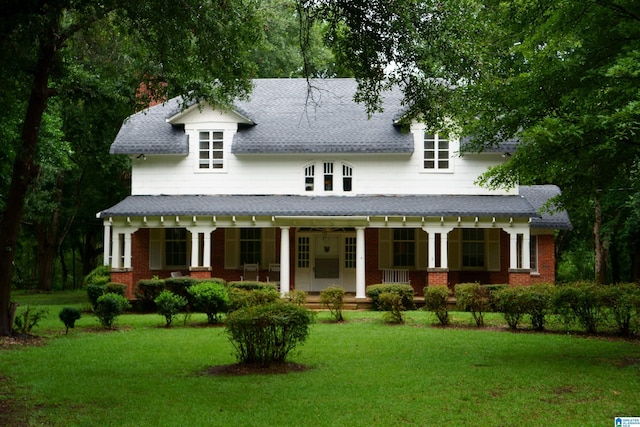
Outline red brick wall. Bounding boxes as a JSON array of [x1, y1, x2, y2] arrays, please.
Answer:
[[531, 234, 555, 284]]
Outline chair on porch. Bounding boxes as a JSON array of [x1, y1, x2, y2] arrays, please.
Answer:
[[267, 263, 280, 291], [242, 263, 260, 281]]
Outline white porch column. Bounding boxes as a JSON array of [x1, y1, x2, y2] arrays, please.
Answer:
[[355, 227, 366, 299], [103, 223, 111, 266], [509, 232, 518, 269], [279, 227, 290, 295], [522, 230, 531, 270], [111, 231, 121, 269], [190, 231, 200, 268], [203, 231, 212, 268], [427, 231, 436, 268], [440, 231, 449, 269], [123, 231, 132, 269]]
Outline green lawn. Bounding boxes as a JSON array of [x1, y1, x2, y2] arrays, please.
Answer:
[[1, 291, 639, 426]]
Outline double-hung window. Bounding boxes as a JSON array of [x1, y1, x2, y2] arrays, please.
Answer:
[[424, 134, 450, 170], [199, 131, 224, 170], [239, 229, 261, 265], [305, 165, 315, 191], [342, 164, 353, 192], [393, 229, 415, 267], [462, 228, 484, 268], [324, 162, 334, 191], [165, 228, 188, 267]]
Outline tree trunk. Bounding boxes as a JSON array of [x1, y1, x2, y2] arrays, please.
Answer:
[[0, 24, 58, 336], [593, 193, 608, 284]]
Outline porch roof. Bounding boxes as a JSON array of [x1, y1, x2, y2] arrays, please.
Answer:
[[97, 186, 571, 230]]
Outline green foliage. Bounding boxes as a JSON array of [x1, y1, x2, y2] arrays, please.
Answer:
[[455, 283, 488, 327], [378, 292, 405, 324], [83, 265, 111, 286], [423, 286, 451, 325], [86, 283, 106, 310], [225, 302, 315, 366], [228, 281, 277, 291], [228, 286, 281, 311], [164, 277, 203, 302], [135, 277, 166, 312], [366, 284, 415, 311], [154, 290, 187, 327], [284, 290, 307, 306], [187, 281, 230, 324], [552, 282, 605, 334], [95, 293, 130, 329], [319, 286, 345, 322], [492, 286, 529, 330], [105, 282, 126, 297], [523, 283, 555, 331], [13, 305, 49, 335], [600, 283, 640, 336], [58, 307, 82, 334]]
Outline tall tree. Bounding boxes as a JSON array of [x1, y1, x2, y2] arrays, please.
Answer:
[[0, 0, 263, 336]]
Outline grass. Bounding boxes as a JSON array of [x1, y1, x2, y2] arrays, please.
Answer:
[[1, 290, 640, 426]]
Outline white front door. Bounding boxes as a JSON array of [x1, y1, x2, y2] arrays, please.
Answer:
[[313, 234, 341, 290]]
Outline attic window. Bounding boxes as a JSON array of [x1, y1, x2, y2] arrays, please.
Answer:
[[324, 162, 333, 191], [305, 165, 315, 191], [424, 134, 450, 170], [342, 164, 353, 192], [199, 131, 224, 170]]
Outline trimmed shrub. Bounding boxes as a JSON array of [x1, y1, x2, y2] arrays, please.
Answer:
[[135, 277, 166, 311], [493, 286, 529, 329], [59, 307, 82, 334], [83, 265, 111, 286], [484, 284, 509, 311], [366, 284, 415, 311], [226, 302, 314, 366], [13, 305, 48, 335], [87, 283, 106, 310], [378, 291, 405, 323], [228, 281, 277, 292], [601, 283, 640, 335], [423, 286, 451, 325], [187, 281, 231, 324], [95, 293, 131, 329], [455, 283, 488, 327], [229, 286, 280, 310], [552, 282, 604, 334], [164, 277, 202, 302], [320, 286, 345, 321], [105, 282, 126, 296], [155, 290, 187, 327], [523, 283, 555, 331], [284, 290, 307, 306]]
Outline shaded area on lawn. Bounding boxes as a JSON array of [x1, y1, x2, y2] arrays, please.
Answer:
[[204, 362, 310, 376]]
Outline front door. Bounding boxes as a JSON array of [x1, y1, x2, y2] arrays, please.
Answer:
[[314, 234, 340, 290]]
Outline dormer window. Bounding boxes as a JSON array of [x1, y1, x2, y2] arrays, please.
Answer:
[[424, 134, 450, 170], [324, 162, 334, 191], [305, 165, 315, 191], [342, 164, 353, 192], [199, 130, 224, 170]]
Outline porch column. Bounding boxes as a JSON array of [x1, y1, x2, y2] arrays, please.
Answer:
[[279, 226, 290, 296], [509, 232, 518, 269], [123, 231, 133, 269], [203, 230, 212, 268], [111, 231, 121, 269], [427, 232, 436, 268], [190, 231, 200, 268], [522, 230, 531, 270], [103, 222, 111, 266], [356, 226, 366, 298], [440, 231, 449, 269]]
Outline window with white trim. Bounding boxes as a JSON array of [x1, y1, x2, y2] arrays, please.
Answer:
[[305, 165, 315, 191], [199, 130, 224, 170], [393, 229, 415, 267], [298, 236, 310, 268], [530, 235, 538, 273], [462, 228, 484, 268], [240, 228, 261, 265], [342, 164, 353, 192], [424, 133, 450, 170], [165, 228, 188, 267], [344, 236, 356, 268], [324, 162, 333, 191]]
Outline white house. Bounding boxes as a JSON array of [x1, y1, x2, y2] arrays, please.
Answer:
[[97, 78, 571, 299]]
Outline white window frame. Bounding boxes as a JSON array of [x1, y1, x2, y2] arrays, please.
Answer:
[[342, 163, 353, 192], [197, 130, 225, 171], [323, 162, 334, 192], [305, 164, 315, 192], [530, 235, 539, 273], [423, 133, 452, 172]]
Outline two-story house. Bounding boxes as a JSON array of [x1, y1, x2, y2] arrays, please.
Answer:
[[97, 78, 571, 299]]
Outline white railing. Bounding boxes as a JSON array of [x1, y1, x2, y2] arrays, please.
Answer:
[[382, 269, 410, 284]]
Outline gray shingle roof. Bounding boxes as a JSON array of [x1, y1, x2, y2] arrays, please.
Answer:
[[519, 185, 572, 230], [98, 188, 550, 221], [231, 79, 413, 154], [110, 97, 188, 155]]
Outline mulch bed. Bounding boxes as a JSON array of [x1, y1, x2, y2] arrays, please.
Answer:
[[204, 362, 311, 376]]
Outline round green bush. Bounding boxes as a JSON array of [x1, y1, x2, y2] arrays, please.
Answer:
[[320, 286, 345, 321], [423, 286, 451, 325], [95, 293, 131, 329], [155, 290, 187, 327], [59, 307, 82, 334], [187, 281, 231, 323]]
